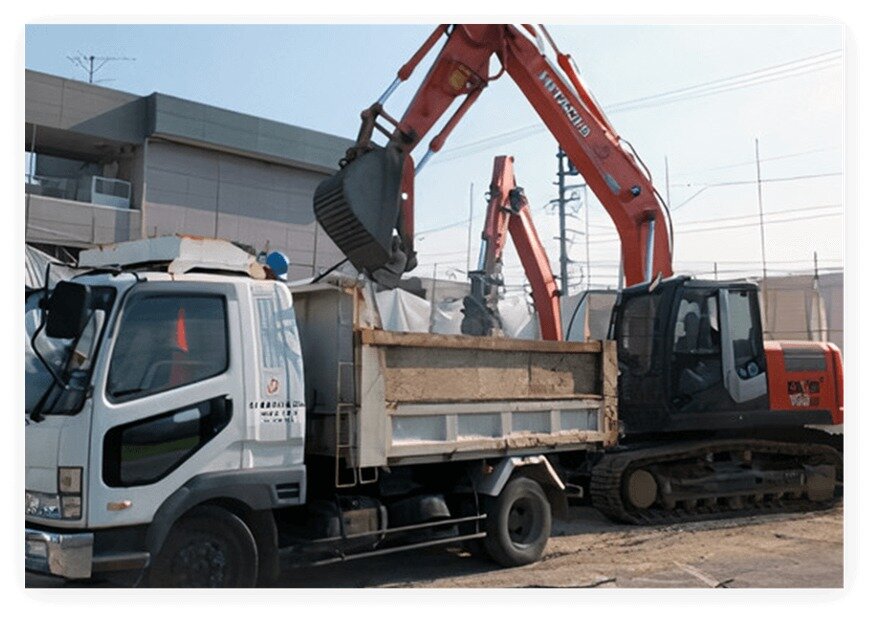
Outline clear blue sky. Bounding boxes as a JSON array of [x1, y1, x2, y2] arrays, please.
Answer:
[[25, 23, 844, 290]]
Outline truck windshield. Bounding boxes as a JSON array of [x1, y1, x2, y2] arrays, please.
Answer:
[[27, 285, 116, 417]]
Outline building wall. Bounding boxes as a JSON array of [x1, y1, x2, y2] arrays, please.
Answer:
[[758, 273, 843, 353], [142, 139, 344, 280], [25, 70, 354, 278], [26, 70, 146, 144]]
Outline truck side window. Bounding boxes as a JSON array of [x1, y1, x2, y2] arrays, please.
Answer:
[[107, 295, 228, 402], [103, 397, 232, 487]]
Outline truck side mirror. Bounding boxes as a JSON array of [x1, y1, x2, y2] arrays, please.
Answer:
[[45, 282, 92, 339]]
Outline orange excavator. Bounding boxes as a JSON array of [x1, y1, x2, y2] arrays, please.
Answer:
[[314, 24, 843, 523], [460, 155, 562, 341]]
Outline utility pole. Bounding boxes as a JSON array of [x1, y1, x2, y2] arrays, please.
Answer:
[[67, 53, 135, 84], [551, 148, 585, 295], [664, 155, 671, 208], [466, 183, 475, 272], [428, 263, 439, 333], [556, 148, 569, 296], [813, 251, 825, 342], [755, 138, 769, 336], [582, 183, 590, 290]]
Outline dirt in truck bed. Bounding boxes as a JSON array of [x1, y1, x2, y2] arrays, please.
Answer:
[[26, 504, 842, 589]]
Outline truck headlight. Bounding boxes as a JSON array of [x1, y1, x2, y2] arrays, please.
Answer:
[[25, 491, 61, 519], [26, 467, 84, 520]]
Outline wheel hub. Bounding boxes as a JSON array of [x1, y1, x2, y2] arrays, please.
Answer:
[[507, 497, 538, 546], [174, 539, 228, 587]]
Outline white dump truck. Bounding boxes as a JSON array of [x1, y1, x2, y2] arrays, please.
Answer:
[[25, 236, 617, 587]]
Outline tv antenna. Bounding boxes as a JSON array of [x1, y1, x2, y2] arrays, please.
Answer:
[[66, 52, 135, 84]]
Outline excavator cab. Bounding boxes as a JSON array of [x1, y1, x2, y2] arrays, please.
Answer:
[[612, 277, 772, 435]]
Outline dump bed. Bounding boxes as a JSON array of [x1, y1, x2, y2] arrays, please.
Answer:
[[293, 280, 617, 469]]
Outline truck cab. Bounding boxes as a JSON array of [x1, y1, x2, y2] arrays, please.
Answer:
[[26, 237, 307, 585]]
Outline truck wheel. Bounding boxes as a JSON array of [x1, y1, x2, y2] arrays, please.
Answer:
[[483, 477, 551, 567], [148, 505, 258, 588]]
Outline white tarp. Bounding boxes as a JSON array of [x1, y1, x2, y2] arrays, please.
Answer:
[[373, 287, 540, 339], [25, 291, 64, 413], [25, 245, 77, 290], [497, 295, 538, 340], [431, 298, 464, 335], [374, 288, 432, 333], [25, 246, 79, 412]]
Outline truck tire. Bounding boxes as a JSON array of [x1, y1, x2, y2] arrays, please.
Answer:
[[483, 477, 551, 567], [148, 505, 258, 588]]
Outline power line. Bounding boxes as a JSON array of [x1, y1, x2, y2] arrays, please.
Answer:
[[673, 171, 842, 190], [431, 50, 842, 164], [669, 172, 842, 212], [605, 50, 840, 112], [416, 204, 843, 262], [675, 203, 841, 226], [676, 211, 841, 235], [607, 55, 841, 114], [583, 210, 842, 245], [416, 213, 485, 237], [670, 146, 840, 179]]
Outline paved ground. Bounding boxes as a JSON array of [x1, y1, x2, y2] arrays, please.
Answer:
[[27, 503, 842, 589]]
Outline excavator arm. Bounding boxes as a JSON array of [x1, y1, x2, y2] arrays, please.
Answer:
[[314, 24, 673, 287], [461, 155, 563, 341]]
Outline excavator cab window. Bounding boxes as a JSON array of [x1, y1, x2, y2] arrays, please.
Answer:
[[614, 286, 670, 412], [725, 290, 764, 379], [670, 288, 728, 412]]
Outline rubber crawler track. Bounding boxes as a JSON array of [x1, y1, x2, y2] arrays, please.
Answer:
[[590, 439, 843, 525]]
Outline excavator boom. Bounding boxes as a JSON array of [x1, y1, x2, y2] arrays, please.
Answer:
[[461, 156, 563, 341], [313, 24, 673, 287]]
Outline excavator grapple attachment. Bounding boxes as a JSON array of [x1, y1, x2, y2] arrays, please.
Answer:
[[313, 146, 405, 276]]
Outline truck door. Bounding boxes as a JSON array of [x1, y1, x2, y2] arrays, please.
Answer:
[[87, 282, 245, 529]]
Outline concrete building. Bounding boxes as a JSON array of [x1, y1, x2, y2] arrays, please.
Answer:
[[25, 69, 353, 280]]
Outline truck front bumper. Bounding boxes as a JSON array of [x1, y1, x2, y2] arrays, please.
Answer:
[[26, 527, 152, 581], [25, 528, 94, 579]]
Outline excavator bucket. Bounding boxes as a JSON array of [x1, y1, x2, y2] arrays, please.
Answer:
[[313, 146, 406, 276]]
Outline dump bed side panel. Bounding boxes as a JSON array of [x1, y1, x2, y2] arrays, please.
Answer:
[[293, 284, 617, 470], [358, 329, 616, 466]]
